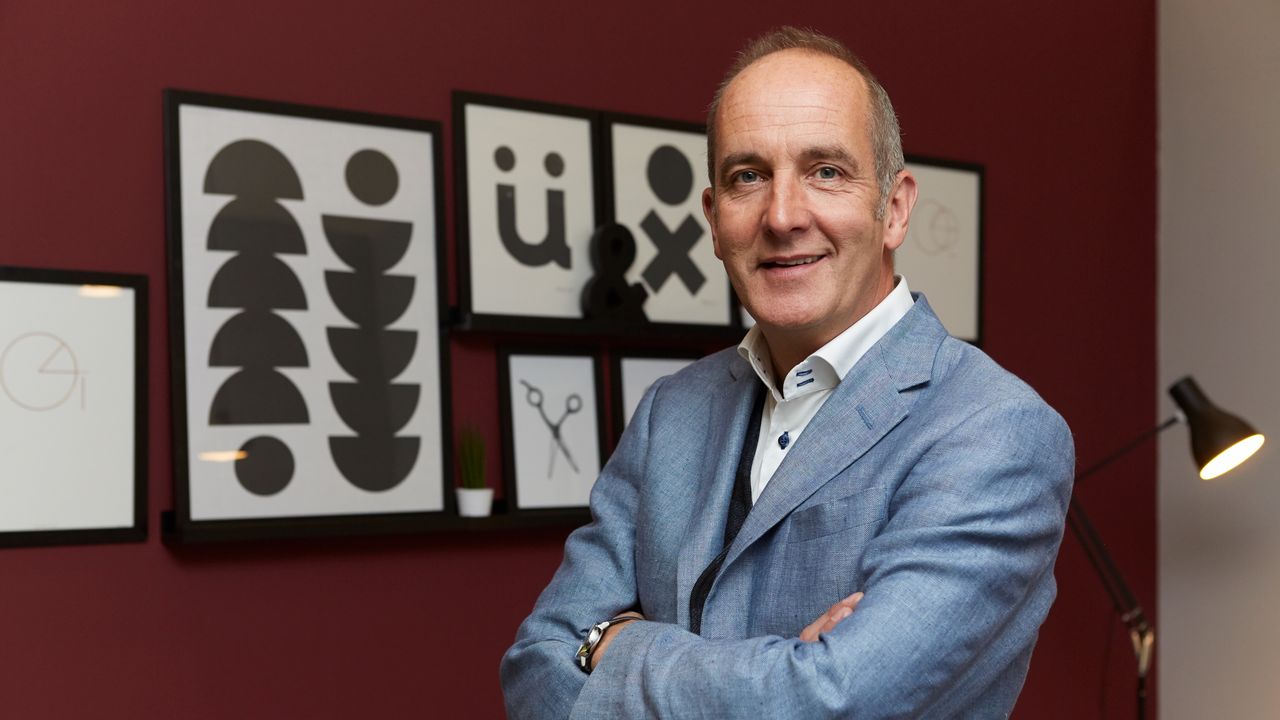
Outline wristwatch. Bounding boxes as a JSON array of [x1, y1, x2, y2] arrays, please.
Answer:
[[575, 616, 639, 673]]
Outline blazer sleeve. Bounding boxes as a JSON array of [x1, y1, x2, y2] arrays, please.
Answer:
[[498, 378, 662, 720], [566, 396, 1075, 720]]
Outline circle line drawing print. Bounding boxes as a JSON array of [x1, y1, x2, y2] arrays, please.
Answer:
[[0, 331, 86, 411]]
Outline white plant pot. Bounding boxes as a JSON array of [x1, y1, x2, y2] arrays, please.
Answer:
[[456, 487, 494, 517]]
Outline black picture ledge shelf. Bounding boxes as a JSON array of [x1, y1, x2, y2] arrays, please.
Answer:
[[444, 308, 746, 345], [160, 504, 590, 545]]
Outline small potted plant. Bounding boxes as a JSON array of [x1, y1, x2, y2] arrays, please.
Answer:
[[456, 426, 493, 517]]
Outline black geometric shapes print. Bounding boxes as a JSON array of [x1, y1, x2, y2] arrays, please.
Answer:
[[326, 327, 417, 382], [324, 148, 421, 492], [204, 139, 310, 462], [638, 145, 705, 294], [495, 145, 571, 269], [323, 215, 411, 274], [207, 307, 309, 425], [580, 222, 648, 323], [235, 435, 295, 496], [325, 272, 414, 328], [199, 139, 312, 499], [344, 149, 399, 206]]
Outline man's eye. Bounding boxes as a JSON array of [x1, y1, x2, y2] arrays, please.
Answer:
[[816, 166, 840, 179], [735, 170, 760, 184]]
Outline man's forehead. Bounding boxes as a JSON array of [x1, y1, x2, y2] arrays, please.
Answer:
[[718, 91, 848, 133], [720, 49, 868, 115], [714, 50, 871, 160]]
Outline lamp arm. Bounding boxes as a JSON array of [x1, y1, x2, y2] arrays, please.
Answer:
[[1075, 415, 1181, 484], [1067, 414, 1180, 719], [1066, 496, 1154, 675]]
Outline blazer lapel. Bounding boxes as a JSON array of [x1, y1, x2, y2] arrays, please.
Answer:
[[721, 296, 948, 571], [674, 353, 757, 628]]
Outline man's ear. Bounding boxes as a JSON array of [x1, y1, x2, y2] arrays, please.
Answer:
[[881, 169, 918, 253], [702, 186, 723, 260]]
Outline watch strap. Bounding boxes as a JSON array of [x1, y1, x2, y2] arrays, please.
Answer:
[[575, 616, 640, 673]]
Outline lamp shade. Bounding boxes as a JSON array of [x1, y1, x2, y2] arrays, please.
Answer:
[[1169, 376, 1265, 480]]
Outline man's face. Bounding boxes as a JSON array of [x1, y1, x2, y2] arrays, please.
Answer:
[[703, 50, 913, 352]]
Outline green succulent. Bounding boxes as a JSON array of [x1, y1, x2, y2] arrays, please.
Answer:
[[457, 427, 487, 490]]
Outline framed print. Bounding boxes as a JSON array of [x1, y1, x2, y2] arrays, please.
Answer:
[[610, 350, 701, 439], [455, 92, 601, 329], [899, 156, 984, 344], [499, 348, 605, 512], [0, 266, 146, 547], [602, 114, 736, 330], [165, 90, 449, 542]]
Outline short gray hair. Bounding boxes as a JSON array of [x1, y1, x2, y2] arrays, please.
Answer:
[[705, 26, 904, 218]]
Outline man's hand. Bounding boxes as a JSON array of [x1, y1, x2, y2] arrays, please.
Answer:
[[799, 592, 864, 643], [589, 611, 645, 671], [590, 593, 860, 671]]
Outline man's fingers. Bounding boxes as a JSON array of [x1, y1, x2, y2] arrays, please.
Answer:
[[838, 591, 864, 610], [799, 611, 829, 643], [799, 592, 865, 643]]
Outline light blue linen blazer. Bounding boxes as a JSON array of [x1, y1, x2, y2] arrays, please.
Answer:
[[501, 296, 1074, 719]]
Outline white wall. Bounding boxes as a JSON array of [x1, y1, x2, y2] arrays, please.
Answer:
[[1160, 1, 1280, 716]]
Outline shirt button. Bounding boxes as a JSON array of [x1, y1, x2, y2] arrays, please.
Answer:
[[778, 431, 790, 450]]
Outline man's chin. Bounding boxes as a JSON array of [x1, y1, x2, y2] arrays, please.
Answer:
[[749, 313, 826, 336]]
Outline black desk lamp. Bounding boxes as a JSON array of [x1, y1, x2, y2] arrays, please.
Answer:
[[1068, 376, 1265, 720]]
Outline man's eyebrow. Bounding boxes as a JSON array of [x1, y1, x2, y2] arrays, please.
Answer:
[[797, 145, 859, 169]]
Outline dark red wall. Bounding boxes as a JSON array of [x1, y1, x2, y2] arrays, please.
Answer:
[[0, 2, 1156, 718]]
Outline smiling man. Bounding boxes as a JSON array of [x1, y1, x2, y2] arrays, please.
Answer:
[[501, 27, 1074, 719]]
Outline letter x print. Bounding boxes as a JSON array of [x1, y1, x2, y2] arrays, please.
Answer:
[[640, 211, 705, 294]]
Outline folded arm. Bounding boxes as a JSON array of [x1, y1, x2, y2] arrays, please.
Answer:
[[504, 390, 1073, 719], [499, 378, 661, 719]]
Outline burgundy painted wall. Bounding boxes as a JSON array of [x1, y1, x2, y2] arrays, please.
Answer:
[[0, 2, 1155, 718]]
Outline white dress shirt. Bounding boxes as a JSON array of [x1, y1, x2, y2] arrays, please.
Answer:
[[737, 277, 915, 503]]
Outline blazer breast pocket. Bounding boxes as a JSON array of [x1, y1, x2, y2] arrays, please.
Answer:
[[787, 485, 887, 543]]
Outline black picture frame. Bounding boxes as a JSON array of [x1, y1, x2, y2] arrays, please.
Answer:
[[454, 91, 606, 334], [608, 348, 704, 445], [163, 89, 453, 543], [498, 346, 606, 515], [599, 112, 741, 334], [0, 265, 147, 548], [901, 154, 985, 345], [454, 94, 743, 343]]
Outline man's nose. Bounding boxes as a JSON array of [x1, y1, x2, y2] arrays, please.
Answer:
[[764, 174, 810, 238]]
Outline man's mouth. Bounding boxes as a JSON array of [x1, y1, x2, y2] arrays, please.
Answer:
[[763, 255, 822, 268]]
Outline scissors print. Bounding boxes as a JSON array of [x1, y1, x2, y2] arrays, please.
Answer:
[[521, 380, 582, 477]]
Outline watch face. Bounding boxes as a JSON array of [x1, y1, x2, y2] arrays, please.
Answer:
[[577, 622, 608, 672]]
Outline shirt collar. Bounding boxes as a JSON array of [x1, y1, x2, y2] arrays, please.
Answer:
[[737, 276, 915, 401]]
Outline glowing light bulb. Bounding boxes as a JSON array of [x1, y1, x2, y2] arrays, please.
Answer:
[[1199, 434, 1265, 480]]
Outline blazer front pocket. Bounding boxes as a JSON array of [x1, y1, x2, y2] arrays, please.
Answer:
[[787, 485, 886, 543]]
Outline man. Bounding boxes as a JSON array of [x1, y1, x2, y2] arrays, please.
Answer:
[[501, 26, 1073, 719]]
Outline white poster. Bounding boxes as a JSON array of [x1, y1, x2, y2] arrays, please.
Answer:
[[898, 160, 982, 342], [171, 94, 445, 528], [462, 100, 597, 320], [0, 274, 140, 538], [618, 356, 695, 429], [505, 352, 601, 510], [610, 122, 730, 326]]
